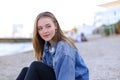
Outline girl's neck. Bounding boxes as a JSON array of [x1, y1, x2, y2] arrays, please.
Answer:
[[49, 40, 54, 47]]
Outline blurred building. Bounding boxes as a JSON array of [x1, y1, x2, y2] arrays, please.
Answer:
[[92, 1, 120, 36], [94, 0, 120, 27], [12, 24, 23, 37], [98, 0, 120, 9], [94, 7, 120, 27], [12, 24, 32, 38]]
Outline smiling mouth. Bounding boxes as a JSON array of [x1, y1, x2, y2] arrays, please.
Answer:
[[43, 35, 49, 38]]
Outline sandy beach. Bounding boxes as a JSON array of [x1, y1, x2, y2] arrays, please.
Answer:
[[0, 34, 120, 80]]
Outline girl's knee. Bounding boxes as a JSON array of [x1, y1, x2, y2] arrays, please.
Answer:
[[21, 67, 28, 73], [30, 61, 42, 68], [22, 67, 28, 70]]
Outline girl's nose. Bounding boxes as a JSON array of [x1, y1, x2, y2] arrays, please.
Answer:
[[43, 28, 48, 33]]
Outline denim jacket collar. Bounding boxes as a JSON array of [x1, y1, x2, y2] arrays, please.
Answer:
[[44, 42, 57, 57]]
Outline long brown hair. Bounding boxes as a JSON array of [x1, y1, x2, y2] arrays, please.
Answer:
[[33, 11, 76, 61]]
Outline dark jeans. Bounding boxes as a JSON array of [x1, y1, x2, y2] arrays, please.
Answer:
[[16, 61, 56, 80]]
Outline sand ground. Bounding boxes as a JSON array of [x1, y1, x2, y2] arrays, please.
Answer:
[[0, 34, 120, 80]]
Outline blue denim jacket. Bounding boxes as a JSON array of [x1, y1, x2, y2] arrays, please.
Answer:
[[42, 41, 89, 80]]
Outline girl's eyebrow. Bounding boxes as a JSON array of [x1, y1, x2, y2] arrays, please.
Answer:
[[45, 23, 50, 26], [37, 23, 50, 28]]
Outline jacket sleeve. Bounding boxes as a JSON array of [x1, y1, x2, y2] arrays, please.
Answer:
[[54, 55, 75, 80], [75, 52, 89, 80]]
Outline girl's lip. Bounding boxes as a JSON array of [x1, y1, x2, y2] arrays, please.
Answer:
[[43, 34, 49, 38]]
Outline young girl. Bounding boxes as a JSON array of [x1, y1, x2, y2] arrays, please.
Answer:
[[16, 11, 89, 80]]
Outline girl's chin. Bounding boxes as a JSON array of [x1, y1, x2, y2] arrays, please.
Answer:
[[44, 39, 51, 42]]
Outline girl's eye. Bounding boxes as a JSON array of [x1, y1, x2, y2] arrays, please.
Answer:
[[47, 25, 51, 28], [38, 27, 43, 31]]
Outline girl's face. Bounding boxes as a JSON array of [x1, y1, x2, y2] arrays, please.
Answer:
[[37, 17, 56, 44]]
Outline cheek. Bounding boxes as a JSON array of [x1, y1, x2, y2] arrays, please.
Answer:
[[51, 28, 56, 35], [38, 31, 42, 37]]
